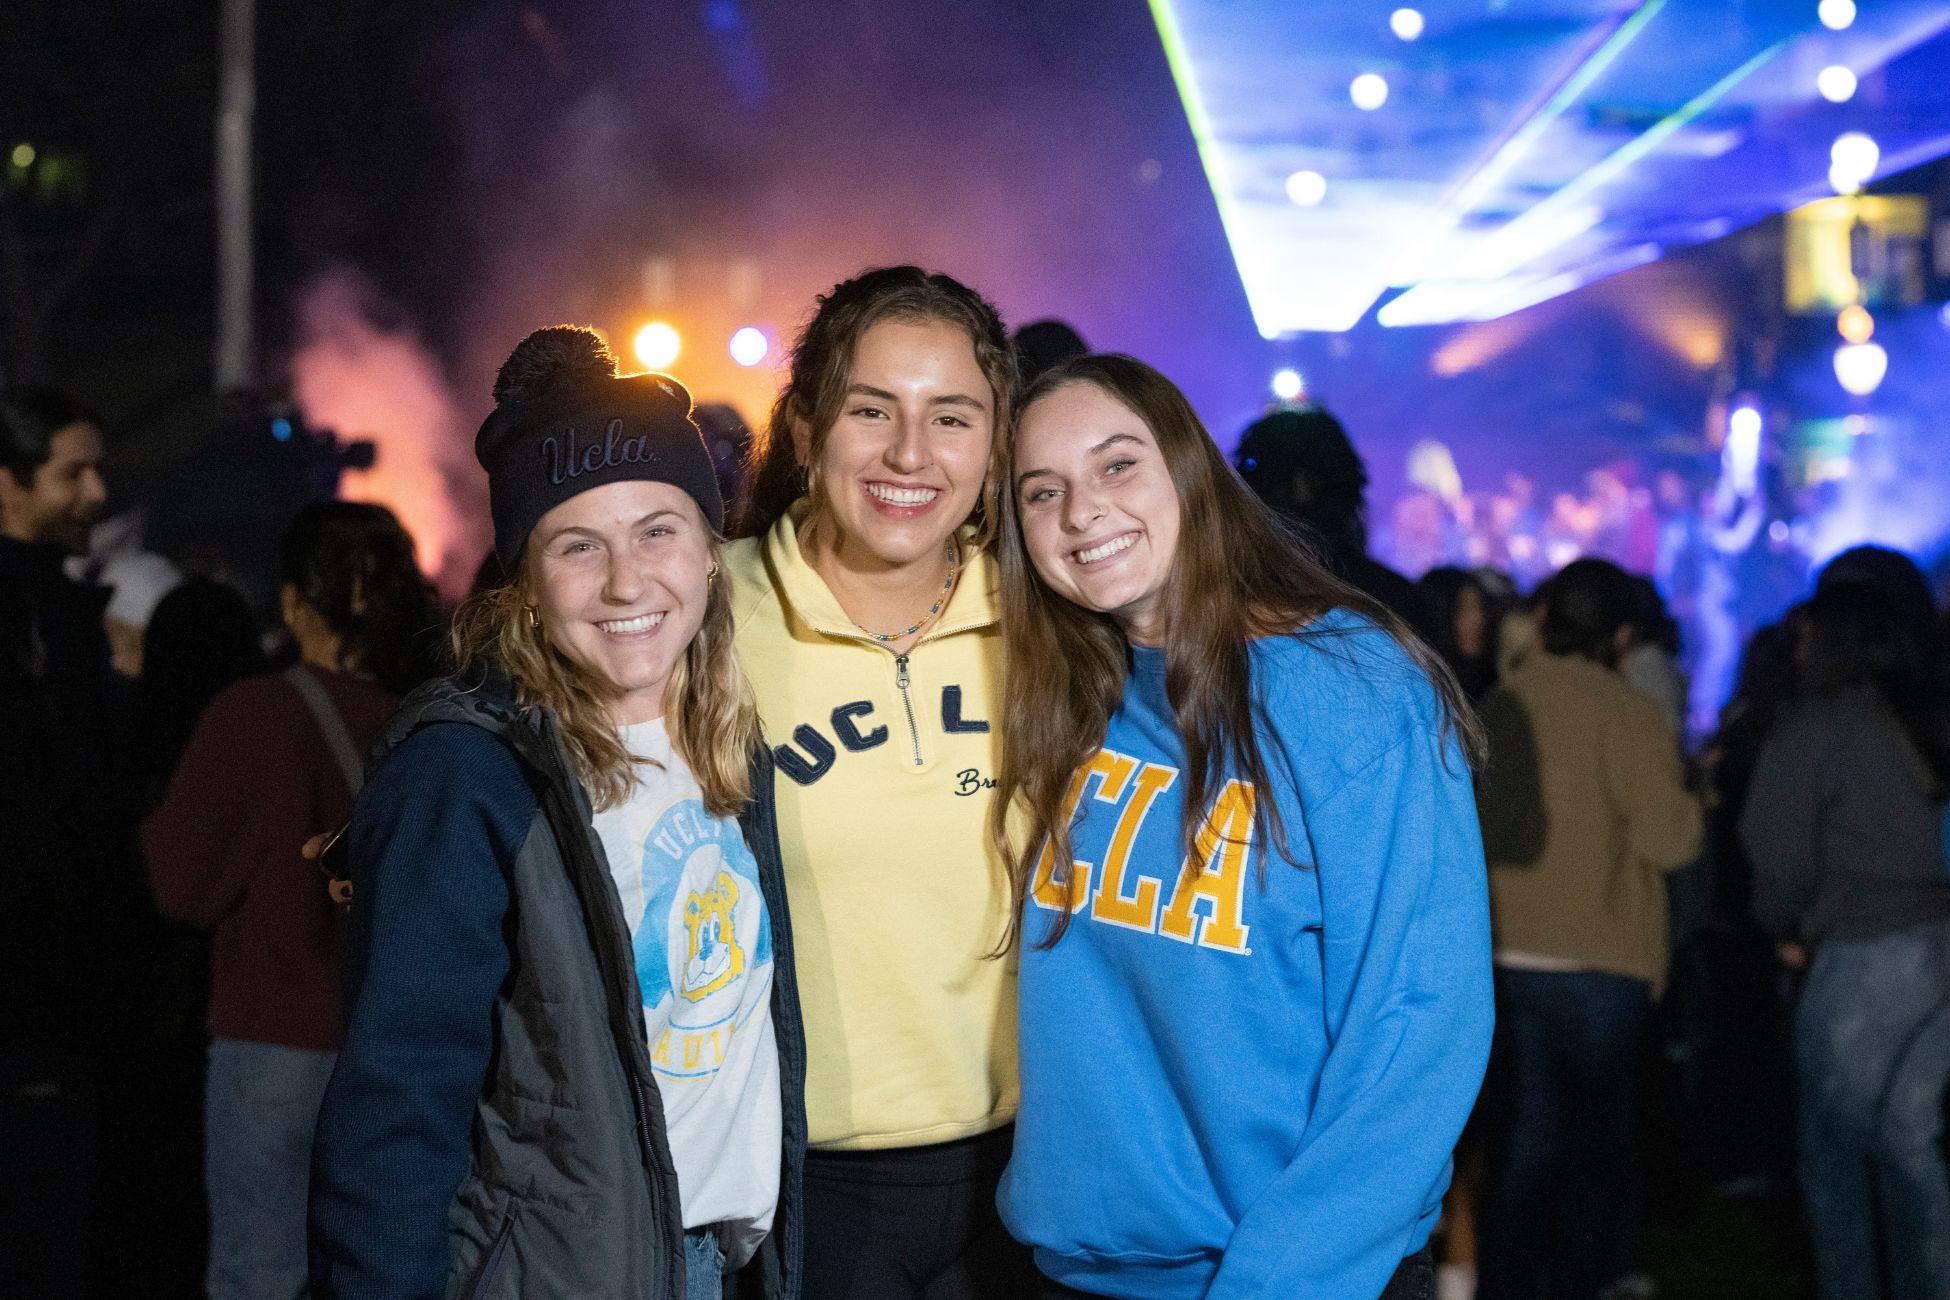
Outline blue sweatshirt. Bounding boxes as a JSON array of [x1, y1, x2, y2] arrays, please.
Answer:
[[998, 611, 1494, 1300]]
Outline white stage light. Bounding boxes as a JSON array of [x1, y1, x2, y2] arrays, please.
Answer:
[[1817, 65, 1857, 102], [1390, 9, 1425, 41], [1833, 341, 1888, 396], [1818, 0, 1856, 31], [634, 322, 681, 369], [729, 327, 769, 367], [1729, 405, 1762, 444], [1829, 132, 1879, 192], [1284, 170, 1328, 206], [1350, 74, 1390, 111], [1271, 369, 1305, 401], [1725, 410, 1762, 488]]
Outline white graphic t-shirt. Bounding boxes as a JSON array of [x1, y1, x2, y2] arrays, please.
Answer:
[[592, 718, 781, 1268]]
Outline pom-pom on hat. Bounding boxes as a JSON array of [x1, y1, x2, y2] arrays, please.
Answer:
[[475, 325, 724, 567]]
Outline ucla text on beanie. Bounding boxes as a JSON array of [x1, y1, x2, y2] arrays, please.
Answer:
[[475, 363, 724, 568]]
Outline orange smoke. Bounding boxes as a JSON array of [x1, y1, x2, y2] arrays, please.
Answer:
[[290, 270, 483, 596]]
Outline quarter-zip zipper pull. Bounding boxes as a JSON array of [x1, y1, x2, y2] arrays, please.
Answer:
[[893, 652, 923, 766]]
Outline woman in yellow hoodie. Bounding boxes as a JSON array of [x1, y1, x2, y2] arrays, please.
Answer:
[[725, 266, 1031, 1297]]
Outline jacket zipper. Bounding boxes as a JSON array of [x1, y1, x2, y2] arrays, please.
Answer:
[[894, 653, 923, 767], [466, 1198, 520, 1300]]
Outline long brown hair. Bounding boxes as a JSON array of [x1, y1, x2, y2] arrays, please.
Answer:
[[737, 265, 1017, 545], [990, 354, 1483, 949], [451, 538, 758, 816]]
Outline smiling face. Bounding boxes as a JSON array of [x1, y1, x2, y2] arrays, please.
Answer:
[[0, 421, 107, 553], [1014, 381, 1183, 646], [801, 316, 994, 572], [529, 479, 714, 725]]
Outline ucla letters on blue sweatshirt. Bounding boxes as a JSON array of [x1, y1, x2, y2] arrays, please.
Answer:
[[998, 611, 1494, 1300]]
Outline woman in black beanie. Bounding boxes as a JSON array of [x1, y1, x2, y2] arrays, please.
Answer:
[[308, 327, 806, 1300]]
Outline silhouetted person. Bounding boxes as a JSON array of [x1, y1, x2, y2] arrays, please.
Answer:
[[1234, 405, 1438, 644], [1474, 558, 1702, 1300], [97, 549, 183, 682], [1418, 565, 1498, 699], [1687, 619, 1801, 1192], [94, 575, 270, 1295], [0, 384, 115, 1300], [1619, 575, 1687, 739], [695, 400, 754, 515], [1816, 544, 1936, 649], [1742, 582, 1950, 1300], [1011, 318, 1088, 387], [128, 577, 269, 805], [143, 503, 439, 1300]]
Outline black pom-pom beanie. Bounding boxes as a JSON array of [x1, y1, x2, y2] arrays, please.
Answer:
[[475, 330, 724, 568]]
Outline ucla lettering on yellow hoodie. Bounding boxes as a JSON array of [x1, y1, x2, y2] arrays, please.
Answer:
[[725, 504, 1017, 1151]]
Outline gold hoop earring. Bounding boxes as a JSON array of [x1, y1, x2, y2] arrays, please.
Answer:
[[525, 605, 541, 630], [706, 562, 720, 581]]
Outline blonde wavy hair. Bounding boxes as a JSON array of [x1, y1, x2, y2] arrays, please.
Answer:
[[452, 539, 758, 815]]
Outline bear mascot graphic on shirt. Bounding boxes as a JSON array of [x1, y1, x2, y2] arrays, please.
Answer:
[[680, 871, 746, 1002], [633, 800, 773, 1081]]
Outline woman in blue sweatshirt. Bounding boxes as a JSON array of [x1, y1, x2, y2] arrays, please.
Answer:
[[989, 354, 1494, 1300]]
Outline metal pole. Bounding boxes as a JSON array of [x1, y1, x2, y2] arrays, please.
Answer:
[[214, 0, 254, 392]]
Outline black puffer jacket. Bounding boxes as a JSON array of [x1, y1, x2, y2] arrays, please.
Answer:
[[309, 668, 806, 1299]]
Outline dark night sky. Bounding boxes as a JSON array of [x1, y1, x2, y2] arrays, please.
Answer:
[[5, 1, 1281, 467], [11, 0, 1949, 573]]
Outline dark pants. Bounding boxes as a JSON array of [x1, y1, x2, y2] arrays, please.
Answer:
[[1038, 1247, 1435, 1299], [1477, 968, 1651, 1300], [802, 1125, 1038, 1299], [0, 1044, 98, 1300]]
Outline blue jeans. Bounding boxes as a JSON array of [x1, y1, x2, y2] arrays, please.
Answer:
[[1477, 968, 1651, 1300], [1796, 920, 1950, 1300], [685, 1226, 726, 1300], [204, 1038, 337, 1300]]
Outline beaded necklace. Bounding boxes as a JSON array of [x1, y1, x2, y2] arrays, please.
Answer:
[[847, 541, 961, 644]]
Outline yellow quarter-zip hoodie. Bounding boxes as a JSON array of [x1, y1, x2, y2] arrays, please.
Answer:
[[726, 505, 1017, 1150]]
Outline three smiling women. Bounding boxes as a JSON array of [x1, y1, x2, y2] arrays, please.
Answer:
[[309, 268, 1491, 1300]]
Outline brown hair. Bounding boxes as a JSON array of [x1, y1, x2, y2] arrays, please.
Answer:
[[737, 265, 1017, 545], [989, 354, 1483, 949], [451, 537, 757, 815]]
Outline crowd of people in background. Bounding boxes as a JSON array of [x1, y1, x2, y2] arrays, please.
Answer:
[[4, 269, 1949, 1300], [1402, 539, 1950, 1300]]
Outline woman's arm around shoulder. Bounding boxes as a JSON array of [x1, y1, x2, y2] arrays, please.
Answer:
[[308, 722, 537, 1300]]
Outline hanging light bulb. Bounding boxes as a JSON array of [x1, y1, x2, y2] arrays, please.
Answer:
[[1836, 305, 1875, 345]]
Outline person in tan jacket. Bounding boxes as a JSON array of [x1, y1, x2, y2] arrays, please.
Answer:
[[1473, 558, 1702, 1300]]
